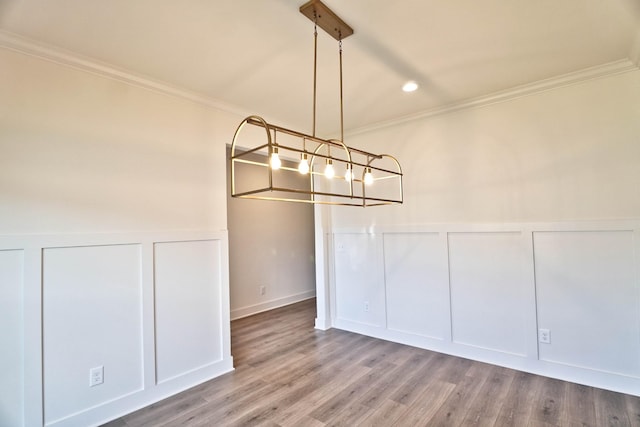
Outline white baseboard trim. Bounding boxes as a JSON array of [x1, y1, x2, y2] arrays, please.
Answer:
[[230, 290, 316, 320], [314, 317, 331, 331], [334, 318, 640, 397]]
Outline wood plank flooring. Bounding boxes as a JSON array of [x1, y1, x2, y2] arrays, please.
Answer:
[[105, 299, 640, 426]]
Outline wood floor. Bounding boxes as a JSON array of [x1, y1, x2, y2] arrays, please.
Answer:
[[105, 299, 640, 426]]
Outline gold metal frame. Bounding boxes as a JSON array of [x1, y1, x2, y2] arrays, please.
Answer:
[[229, 0, 404, 207], [230, 116, 403, 207]]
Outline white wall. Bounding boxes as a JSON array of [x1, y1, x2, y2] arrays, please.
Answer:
[[333, 70, 640, 227], [0, 46, 236, 426], [325, 69, 640, 396], [226, 149, 316, 320], [0, 49, 231, 234]]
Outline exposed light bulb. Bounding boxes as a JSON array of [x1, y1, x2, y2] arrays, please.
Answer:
[[364, 167, 374, 185], [270, 149, 281, 170], [324, 159, 335, 179], [298, 153, 309, 174], [344, 166, 353, 182], [402, 80, 419, 92]]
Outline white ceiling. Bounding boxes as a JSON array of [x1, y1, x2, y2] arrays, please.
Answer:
[[1, 0, 639, 135]]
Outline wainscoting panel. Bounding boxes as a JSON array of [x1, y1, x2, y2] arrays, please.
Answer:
[[154, 240, 223, 384], [0, 249, 25, 427], [448, 232, 528, 356], [334, 233, 385, 327], [383, 233, 449, 339], [330, 221, 640, 396], [534, 230, 640, 377], [0, 231, 232, 427], [42, 244, 144, 425]]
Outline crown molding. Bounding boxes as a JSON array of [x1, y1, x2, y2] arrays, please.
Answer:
[[347, 58, 640, 137], [0, 29, 251, 118], [1, 29, 638, 137]]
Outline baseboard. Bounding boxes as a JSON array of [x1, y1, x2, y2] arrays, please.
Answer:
[[230, 290, 316, 320], [334, 317, 640, 397], [314, 317, 331, 331]]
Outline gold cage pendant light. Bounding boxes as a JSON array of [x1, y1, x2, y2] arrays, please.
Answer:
[[230, 0, 403, 207]]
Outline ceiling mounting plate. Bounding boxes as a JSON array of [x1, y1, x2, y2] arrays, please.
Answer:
[[299, 0, 354, 41]]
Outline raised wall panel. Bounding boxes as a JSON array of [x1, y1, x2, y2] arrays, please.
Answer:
[[534, 231, 640, 377], [334, 233, 385, 326], [154, 240, 223, 383], [448, 232, 527, 356], [42, 244, 143, 425], [0, 250, 24, 427], [383, 233, 449, 339]]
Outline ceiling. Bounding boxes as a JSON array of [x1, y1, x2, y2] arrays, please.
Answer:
[[1, 0, 639, 135]]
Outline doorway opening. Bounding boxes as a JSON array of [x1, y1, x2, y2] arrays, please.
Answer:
[[225, 145, 317, 360]]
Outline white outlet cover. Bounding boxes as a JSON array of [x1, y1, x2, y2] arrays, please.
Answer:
[[89, 366, 104, 387], [538, 328, 551, 344]]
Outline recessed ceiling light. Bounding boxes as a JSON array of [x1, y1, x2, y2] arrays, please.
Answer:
[[402, 81, 419, 92]]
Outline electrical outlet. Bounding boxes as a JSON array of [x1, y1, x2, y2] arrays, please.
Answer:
[[539, 328, 551, 344], [364, 301, 370, 312], [260, 286, 266, 296], [89, 366, 104, 387]]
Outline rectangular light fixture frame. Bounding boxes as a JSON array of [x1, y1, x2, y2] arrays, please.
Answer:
[[230, 116, 403, 207]]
